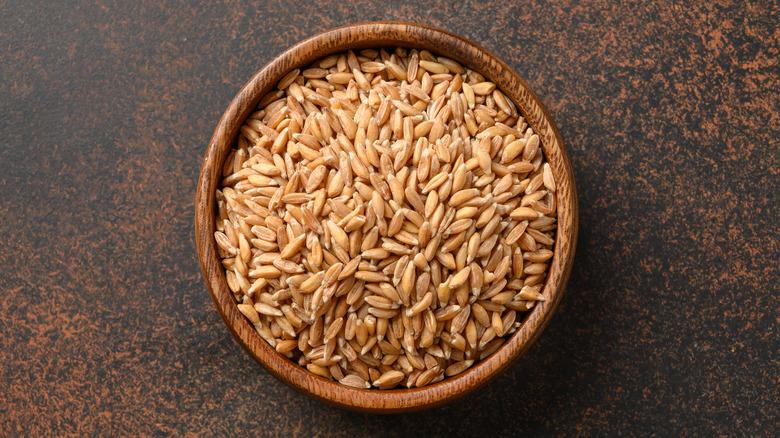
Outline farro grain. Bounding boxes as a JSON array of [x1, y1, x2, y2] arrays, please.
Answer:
[[216, 47, 557, 389]]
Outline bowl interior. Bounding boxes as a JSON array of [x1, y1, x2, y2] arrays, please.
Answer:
[[195, 21, 577, 413]]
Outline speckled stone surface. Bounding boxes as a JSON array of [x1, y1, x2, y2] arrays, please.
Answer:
[[0, 0, 777, 435]]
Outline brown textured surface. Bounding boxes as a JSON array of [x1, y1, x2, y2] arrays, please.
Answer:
[[0, 0, 777, 435]]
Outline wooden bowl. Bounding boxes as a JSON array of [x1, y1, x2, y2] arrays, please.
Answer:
[[195, 21, 577, 413]]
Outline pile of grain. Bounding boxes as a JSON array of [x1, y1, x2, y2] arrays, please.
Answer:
[[215, 47, 557, 389]]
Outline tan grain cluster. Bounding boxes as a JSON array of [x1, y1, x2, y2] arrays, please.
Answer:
[[215, 47, 557, 389]]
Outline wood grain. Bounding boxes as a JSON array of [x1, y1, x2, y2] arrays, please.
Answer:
[[195, 21, 578, 413]]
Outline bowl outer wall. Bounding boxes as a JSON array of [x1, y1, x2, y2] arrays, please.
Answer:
[[195, 21, 578, 413]]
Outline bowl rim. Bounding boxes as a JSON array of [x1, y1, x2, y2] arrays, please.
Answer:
[[195, 20, 578, 413]]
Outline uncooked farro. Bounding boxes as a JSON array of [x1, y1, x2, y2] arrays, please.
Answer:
[[215, 47, 557, 389]]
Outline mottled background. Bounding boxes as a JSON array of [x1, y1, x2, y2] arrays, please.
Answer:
[[0, 0, 777, 436]]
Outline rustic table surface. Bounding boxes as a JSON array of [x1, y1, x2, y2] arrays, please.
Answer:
[[1, 1, 777, 436]]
